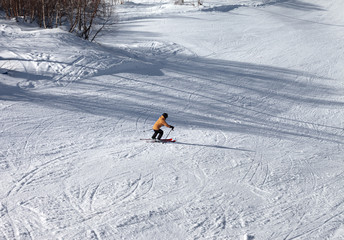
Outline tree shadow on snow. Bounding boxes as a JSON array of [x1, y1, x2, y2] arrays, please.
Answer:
[[263, 0, 324, 11], [255, 1, 344, 28], [0, 68, 54, 81], [201, 5, 241, 13], [1, 42, 344, 145]]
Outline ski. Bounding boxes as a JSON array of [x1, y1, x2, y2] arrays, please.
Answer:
[[140, 138, 176, 143], [159, 138, 176, 142]]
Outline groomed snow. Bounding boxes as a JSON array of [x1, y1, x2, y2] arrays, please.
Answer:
[[1, 0, 344, 239]]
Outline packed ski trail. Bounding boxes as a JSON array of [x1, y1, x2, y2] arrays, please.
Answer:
[[1, 0, 344, 239]]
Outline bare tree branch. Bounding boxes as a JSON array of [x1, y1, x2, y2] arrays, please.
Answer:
[[0, 0, 116, 41]]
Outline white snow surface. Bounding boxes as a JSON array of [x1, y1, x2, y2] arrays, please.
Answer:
[[1, 0, 344, 239]]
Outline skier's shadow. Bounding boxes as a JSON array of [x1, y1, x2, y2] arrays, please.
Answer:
[[174, 141, 254, 152]]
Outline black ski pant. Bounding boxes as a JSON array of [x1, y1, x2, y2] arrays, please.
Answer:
[[152, 129, 163, 140]]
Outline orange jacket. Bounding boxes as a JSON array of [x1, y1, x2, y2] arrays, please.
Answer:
[[153, 115, 171, 130]]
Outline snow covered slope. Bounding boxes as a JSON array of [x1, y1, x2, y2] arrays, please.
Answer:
[[1, 0, 344, 239]]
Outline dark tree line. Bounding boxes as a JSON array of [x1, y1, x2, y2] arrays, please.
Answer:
[[0, 0, 114, 41]]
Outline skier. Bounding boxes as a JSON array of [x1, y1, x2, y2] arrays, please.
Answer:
[[152, 113, 174, 140]]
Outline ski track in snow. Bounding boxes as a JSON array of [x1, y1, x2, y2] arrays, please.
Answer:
[[1, 0, 344, 239]]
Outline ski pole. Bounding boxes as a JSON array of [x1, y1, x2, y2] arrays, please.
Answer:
[[165, 128, 173, 139]]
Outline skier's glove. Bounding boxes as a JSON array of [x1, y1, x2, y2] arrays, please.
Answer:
[[170, 126, 174, 130]]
